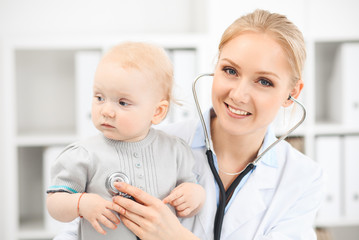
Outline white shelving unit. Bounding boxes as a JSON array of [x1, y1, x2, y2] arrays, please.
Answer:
[[310, 39, 359, 229]]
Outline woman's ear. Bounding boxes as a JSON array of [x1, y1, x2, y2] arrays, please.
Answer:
[[151, 100, 169, 125], [282, 79, 304, 107]]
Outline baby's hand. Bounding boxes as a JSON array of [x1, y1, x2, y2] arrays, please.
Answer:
[[78, 193, 123, 235], [163, 182, 205, 218]]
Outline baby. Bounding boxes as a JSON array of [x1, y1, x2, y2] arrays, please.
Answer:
[[46, 42, 205, 240]]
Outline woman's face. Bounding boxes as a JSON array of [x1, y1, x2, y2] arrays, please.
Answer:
[[212, 31, 294, 136]]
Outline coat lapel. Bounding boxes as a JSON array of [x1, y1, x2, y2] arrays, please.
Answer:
[[221, 163, 278, 239]]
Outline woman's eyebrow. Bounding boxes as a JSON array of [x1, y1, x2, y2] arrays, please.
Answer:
[[220, 58, 241, 69], [221, 58, 280, 79], [256, 71, 279, 79]]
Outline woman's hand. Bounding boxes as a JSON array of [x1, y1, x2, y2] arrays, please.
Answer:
[[112, 182, 199, 240]]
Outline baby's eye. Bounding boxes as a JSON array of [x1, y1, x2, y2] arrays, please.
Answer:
[[119, 100, 129, 106], [96, 96, 105, 102], [223, 67, 237, 76], [258, 78, 273, 87]]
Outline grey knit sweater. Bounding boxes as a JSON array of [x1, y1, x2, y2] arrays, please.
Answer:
[[47, 128, 196, 240]]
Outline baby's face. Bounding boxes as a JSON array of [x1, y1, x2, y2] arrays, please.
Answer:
[[91, 61, 162, 141]]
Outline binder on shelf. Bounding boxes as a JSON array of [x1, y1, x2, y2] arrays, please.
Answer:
[[75, 51, 101, 138], [43, 146, 69, 234], [315, 136, 342, 221], [329, 43, 359, 125], [343, 135, 359, 220]]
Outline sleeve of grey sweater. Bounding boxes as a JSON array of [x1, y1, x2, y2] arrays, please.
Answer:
[[47, 143, 90, 194]]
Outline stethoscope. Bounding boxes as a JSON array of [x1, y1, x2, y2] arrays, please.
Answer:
[[192, 73, 307, 240]]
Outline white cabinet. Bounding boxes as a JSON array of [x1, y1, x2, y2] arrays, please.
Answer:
[[315, 135, 359, 226]]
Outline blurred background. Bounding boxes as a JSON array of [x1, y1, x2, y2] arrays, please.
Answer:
[[1, 0, 359, 239]]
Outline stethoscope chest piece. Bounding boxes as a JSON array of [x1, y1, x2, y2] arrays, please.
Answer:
[[106, 172, 133, 199]]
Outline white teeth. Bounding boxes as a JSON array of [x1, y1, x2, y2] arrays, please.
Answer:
[[228, 105, 249, 116]]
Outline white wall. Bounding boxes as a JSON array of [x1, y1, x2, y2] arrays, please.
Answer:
[[0, 0, 206, 36], [207, 0, 308, 41], [307, 0, 359, 39]]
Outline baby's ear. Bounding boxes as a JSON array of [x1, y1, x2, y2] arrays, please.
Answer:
[[151, 100, 169, 125], [282, 79, 304, 107]]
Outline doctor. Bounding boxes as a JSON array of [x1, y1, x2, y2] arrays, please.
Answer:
[[55, 9, 323, 240]]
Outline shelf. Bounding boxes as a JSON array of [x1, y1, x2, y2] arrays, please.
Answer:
[[316, 218, 359, 228], [18, 219, 54, 240], [18, 217, 67, 240], [313, 124, 359, 136], [16, 134, 76, 147], [18, 230, 54, 240]]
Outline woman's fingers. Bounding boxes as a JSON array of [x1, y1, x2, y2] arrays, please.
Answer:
[[120, 214, 143, 238], [113, 193, 148, 218], [114, 182, 160, 206]]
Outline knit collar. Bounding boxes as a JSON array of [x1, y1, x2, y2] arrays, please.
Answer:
[[103, 127, 156, 149]]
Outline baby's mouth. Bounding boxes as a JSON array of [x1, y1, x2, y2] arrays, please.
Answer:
[[102, 123, 115, 128]]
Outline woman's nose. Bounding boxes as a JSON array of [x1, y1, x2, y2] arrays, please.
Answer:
[[229, 80, 251, 104], [101, 102, 116, 118]]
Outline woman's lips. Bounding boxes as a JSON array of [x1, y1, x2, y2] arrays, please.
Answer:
[[225, 103, 251, 117]]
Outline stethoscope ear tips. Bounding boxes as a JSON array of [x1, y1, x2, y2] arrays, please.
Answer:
[[287, 95, 292, 100]]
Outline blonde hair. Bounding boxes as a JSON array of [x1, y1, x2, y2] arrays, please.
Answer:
[[103, 41, 174, 102], [219, 9, 306, 86]]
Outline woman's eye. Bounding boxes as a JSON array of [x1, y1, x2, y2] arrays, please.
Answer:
[[258, 78, 273, 87], [119, 101, 129, 106], [223, 67, 237, 76]]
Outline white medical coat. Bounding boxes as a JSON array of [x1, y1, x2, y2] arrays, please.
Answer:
[[163, 116, 323, 240]]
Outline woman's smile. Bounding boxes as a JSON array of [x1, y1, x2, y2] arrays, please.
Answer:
[[225, 103, 251, 117]]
